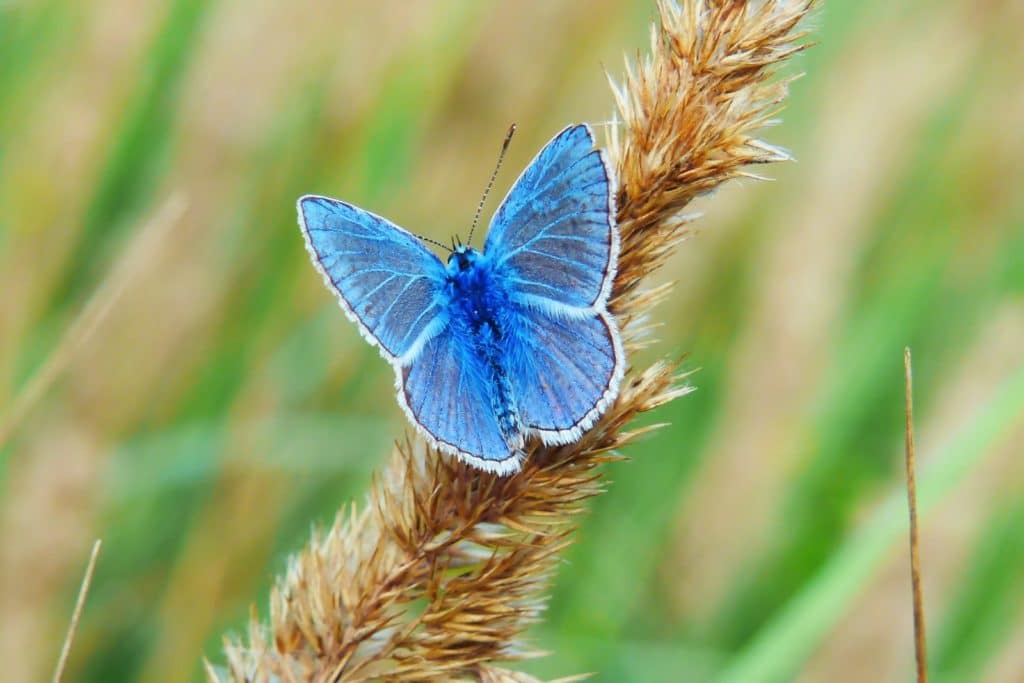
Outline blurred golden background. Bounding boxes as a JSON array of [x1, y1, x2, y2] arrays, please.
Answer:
[[1, 1, 1023, 681]]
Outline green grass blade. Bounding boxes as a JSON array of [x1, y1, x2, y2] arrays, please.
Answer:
[[45, 0, 212, 314], [931, 500, 1024, 681]]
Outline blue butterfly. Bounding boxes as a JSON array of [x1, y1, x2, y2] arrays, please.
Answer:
[[297, 124, 623, 474]]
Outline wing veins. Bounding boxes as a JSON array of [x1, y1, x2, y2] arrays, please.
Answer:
[[355, 273, 399, 302], [395, 302, 441, 353], [498, 152, 601, 228], [536, 323, 604, 393], [526, 245, 603, 271], [312, 225, 429, 249], [506, 277, 565, 297], [376, 276, 429, 327], [527, 127, 583, 190], [500, 211, 608, 264], [340, 267, 432, 284]]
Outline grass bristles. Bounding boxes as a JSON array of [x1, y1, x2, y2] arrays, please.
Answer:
[[211, 1, 813, 680]]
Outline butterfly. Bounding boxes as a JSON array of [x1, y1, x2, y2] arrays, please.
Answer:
[[297, 124, 623, 474]]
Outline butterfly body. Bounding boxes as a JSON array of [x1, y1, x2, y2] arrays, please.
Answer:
[[444, 247, 506, 339], [440, 245, 523, 450], [298, 124, 623, 474]]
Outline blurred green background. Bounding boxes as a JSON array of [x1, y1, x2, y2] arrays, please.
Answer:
[[2, 1, 1023, 681]]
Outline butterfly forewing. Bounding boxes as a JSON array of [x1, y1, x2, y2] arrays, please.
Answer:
[[298, 196, 448, 360], [485, 124, 616, 312]]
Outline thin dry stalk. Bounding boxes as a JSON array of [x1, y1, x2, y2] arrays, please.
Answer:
[[52, 539, 102, 683], [212, 2, 814, 680], [904, 348, 928, 683]]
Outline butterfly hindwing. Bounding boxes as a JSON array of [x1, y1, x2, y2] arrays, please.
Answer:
[[484, 124, 616, 312], [298, 195, 448, 361], [398, 326, 521, 473], [509, 308, 624, 443]]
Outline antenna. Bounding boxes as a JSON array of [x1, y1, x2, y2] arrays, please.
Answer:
[[413, 232, 453, 253], [467, 123, 517, 246]]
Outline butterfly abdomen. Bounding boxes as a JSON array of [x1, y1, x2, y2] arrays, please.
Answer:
[[486, 351, 520, 447]]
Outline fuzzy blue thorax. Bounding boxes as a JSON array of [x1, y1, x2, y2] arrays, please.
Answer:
[[445, 246, 503, 330], [444, 245, 521, 444]]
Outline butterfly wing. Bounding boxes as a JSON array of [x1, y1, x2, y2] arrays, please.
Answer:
[[298, 195, 447, 362], [484, 124, 617, 313], [398, 326, 522, 474], [509, 307, 624, 443], [486, 124, 623, 441], [300, 195, 518, 470]]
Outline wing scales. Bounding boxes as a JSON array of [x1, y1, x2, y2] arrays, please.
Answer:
[[485, 124, 616, 311], [298, 195, 447, 360], [398, 328, 521, 473], [509, 309, 624, 441]]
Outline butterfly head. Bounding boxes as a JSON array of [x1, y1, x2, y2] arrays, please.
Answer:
[[447, 244, 481, 273]]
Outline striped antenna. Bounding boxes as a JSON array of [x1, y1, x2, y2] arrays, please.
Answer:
[[413, 232, 453, 253], [467, 123, 517, 246]]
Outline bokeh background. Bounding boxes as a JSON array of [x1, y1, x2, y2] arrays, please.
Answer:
[[2, 1, 1023, 681]]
